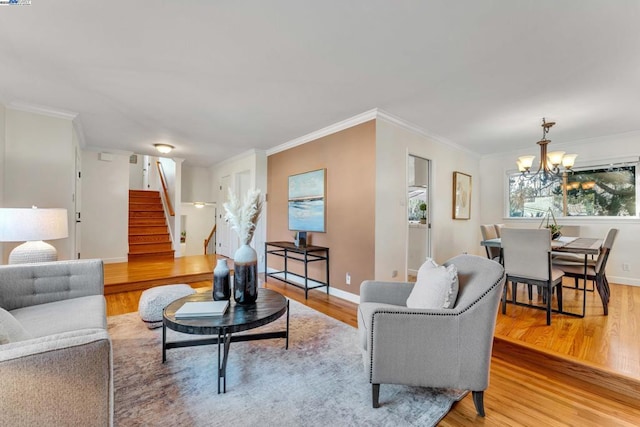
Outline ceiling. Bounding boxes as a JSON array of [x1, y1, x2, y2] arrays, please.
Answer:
[[1, 1, 639, 167]]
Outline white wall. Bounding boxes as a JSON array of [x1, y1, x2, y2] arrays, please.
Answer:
[[2, 108, 76, 263], [180, 203, 217, 256], [375, 119, 481, 281], [80, 149, 129, 262], [408, 224, 428, 274], [479, 131, 640, 286], [182, 165, 213, 202], [0, 105, 5, 261], [211, 149, 268, 270], [129, 154, 145, 190]]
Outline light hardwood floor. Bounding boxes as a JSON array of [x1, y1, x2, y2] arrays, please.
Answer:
[[104, 258, 640, 426]]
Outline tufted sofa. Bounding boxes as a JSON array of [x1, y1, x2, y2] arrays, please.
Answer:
[[0, 259, 112, 427]]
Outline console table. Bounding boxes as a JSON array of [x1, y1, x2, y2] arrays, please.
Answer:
[[265, 241, 330, 299]]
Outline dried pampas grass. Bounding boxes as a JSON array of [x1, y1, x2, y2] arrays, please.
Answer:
[[223, 188, 263, 245]]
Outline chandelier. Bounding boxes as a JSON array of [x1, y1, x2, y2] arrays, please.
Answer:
[[517, 118, 577, 180]]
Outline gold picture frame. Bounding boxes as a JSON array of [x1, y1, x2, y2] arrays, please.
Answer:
[[452, 171, 472, 220]]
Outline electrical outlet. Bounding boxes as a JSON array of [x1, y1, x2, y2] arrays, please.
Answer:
[[346, 273, 351, 285], [622, 263, 630, 272]]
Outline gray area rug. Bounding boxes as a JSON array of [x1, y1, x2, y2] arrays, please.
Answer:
[[109, 299, 466, 426]]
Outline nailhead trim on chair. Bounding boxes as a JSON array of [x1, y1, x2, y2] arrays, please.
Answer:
[[367, 272, 505, 383], [369, 271, 505, 384]]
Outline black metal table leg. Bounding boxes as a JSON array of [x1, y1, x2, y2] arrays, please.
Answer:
[[217, 330, 222, 394], [217, 329, 233, 394], [162, 323, 166, 363], [325, 249, 330, 294], [285, 300, 290, 350], [304, 251, 309, 299], [582, 255, 587, 317]]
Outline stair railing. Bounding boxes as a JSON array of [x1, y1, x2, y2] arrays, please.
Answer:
[[204, 224, 217, 255], [156, 161, 175, 217]]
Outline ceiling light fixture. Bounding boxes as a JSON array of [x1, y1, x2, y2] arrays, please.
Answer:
[[517, 118, 577, 180], [154, 143, 174, 154]]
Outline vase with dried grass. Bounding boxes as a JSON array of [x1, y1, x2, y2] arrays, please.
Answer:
[[223, 188, 263, 305]]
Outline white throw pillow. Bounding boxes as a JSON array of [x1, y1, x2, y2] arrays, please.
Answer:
[[406, 258, 459, 309], [0, 307, 33, 344]]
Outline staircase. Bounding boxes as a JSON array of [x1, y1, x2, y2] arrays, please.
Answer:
[[128, 190, 175, 261]]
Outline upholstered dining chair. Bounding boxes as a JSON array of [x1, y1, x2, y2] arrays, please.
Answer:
[[480, 224, 501, 262], [494, 223, 505, 237], [357, 254, 505, 416], [553, 228, 618, 315], [501, 228, 564, 325]]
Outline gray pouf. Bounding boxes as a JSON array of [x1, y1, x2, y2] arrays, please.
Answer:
[[138, 284, 196, 329]]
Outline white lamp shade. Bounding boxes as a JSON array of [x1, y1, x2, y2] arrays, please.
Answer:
[[547, 151, 566, 167], [0, 208, 68, 242], [562, 153, 578, 168], [517, 155, 536, 170]]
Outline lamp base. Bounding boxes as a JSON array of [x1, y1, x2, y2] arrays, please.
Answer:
[[8, 241, 59, 264]]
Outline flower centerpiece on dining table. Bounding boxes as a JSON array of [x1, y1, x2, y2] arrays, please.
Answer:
[[223, 188, 263, 304]]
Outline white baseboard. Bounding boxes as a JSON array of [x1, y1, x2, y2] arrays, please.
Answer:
[[265, 268, 360, 304], [100, 256, 128, 264], [608, 275, 640, 287]]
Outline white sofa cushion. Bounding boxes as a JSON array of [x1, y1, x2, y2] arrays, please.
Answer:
[[406, 258, 459, 309], [0, 307, 32, 344]]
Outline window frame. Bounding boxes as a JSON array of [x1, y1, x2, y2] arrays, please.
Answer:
[[504, 158, 640, 220]]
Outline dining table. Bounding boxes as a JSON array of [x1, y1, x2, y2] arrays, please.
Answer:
[[481, 235, 603, 318]]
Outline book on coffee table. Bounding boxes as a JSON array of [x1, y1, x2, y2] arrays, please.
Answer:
[[175, 300, 229, 318]]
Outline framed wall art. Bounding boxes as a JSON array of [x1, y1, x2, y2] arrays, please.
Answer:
[[452, 171, 472, 220], [288, 168, 326, 232]]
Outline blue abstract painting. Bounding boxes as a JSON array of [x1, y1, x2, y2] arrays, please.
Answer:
[[288, 169, 326, 232]]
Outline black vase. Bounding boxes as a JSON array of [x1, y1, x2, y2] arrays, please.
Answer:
[[213, 259, 231, 301], [233, 244, 258, 305]]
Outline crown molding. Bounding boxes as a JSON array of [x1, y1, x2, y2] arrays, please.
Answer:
[[375, 109, 480, 157], [267, 108, 480, 158], [7, 102, 78, 120], [83, 146, 134, 156], [213, 148, 267, 168], [72, 117, 87, 148], [266, 109, 378, 156]]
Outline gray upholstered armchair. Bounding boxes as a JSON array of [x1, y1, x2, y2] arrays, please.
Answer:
[[357, 254, 505, 416]]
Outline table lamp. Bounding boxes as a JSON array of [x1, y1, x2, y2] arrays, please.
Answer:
[[0, 207, 69, 264]]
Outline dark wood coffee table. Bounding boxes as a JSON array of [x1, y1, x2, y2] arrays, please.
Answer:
[[162, 288, 289, 393]]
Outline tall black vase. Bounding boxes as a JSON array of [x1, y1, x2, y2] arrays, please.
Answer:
[[233, 244, 258, 305]]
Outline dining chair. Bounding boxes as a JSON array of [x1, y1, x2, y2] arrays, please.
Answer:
[[553, 228, 618, 315], [494, 223, 505, 238], [501, 228, 564, 325], [480, 224, 500, 262]]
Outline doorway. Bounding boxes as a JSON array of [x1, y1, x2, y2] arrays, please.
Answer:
[[407, 154, 431, 278]]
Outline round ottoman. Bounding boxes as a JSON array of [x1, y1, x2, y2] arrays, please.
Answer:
[[138, 284, 196, 329]]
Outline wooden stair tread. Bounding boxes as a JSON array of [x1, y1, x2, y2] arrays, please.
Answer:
[[128, 219, 166, 225]]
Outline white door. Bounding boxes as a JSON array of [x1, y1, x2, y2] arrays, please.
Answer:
[[407, 155, 431, 277], [217, 175, 232, 257], [74, 147, 82, 259]]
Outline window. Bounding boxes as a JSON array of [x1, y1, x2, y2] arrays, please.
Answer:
[[408, 188, 427, 221], [508, 162, 637, 218]]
